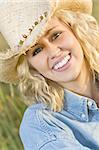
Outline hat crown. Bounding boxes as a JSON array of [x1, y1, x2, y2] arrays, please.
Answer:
[[0, 0, 53, 50], [0, 0, 92, 51]]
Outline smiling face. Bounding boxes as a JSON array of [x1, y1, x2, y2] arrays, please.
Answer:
[[26, 16, 84, 87]]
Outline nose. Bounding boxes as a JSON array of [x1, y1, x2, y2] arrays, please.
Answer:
[[48, 46, 61, 59], [41, 38, 61, 59]]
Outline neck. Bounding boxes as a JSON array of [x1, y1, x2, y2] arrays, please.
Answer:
[[62, 60, 93, 99], [62, 60, 99, 106]]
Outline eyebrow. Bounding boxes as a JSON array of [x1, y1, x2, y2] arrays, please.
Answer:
[[32, 25, 58, 47], [44, 25, 58, 36]]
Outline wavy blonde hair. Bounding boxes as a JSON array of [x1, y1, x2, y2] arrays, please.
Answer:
[[17, 10, 99, 112]]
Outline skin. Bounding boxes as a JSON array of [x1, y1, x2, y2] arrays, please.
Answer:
[[26, 16, 99, 106]]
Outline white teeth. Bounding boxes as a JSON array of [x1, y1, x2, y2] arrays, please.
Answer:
[[54, 64, 59, 70], [53, 55, 70, 70]]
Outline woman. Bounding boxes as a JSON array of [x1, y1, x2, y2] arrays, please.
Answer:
[[0, 0, 99, 149]]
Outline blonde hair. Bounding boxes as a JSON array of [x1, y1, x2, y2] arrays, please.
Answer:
[[55, 10, 99, 79], [17, 10, 99, 112]]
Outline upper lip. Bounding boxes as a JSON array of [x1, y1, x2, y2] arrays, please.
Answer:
[[52, 53, 71, 69]]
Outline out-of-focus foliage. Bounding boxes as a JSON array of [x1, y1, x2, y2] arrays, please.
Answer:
[[0, 83, 26, 150], [93, 0, 99, 22], [0, 0, 99, 149]]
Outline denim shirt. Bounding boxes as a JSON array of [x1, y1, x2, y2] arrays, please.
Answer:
[[19, 89, 99, 150]]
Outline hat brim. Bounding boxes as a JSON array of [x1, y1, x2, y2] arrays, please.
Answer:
[[0, 9, 54, 84], [0, 51, 20, 84]]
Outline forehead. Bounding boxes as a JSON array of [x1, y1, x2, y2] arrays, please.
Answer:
[[33, 16, 65, 45], [46, 16, 61, 29], [44, 16, 71, 36], [42, 16, 72, 39]]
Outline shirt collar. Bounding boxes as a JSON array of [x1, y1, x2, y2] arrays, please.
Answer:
[[63, 89, 98, 122]]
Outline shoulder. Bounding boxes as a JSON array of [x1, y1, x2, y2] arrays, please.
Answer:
[[20, 103, 45, 124], [19, 103, 89, 150], [19, 103, 56, 150]]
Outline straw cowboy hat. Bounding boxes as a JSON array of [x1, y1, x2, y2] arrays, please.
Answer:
[[0, 0, 93, 84]]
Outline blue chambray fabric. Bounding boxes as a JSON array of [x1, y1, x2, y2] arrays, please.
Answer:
[[19, 89, 99, 150]]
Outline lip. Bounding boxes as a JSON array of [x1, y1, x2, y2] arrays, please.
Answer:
[[52, 53, 72, 72], [52, 52, 71, 69]]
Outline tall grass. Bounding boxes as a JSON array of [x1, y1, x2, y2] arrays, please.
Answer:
[[0, 83, 26, 150]]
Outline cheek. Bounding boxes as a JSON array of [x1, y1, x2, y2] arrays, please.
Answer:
[[59, 34, 76, 50], [73, 39, 84, 58], [29, 54, 47, 72]]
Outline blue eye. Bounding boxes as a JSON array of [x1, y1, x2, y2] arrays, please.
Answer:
[[51, 31, 62, 41], [32, 47, 43, 56]]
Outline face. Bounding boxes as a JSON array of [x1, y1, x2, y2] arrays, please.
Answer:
[[26, 16, 84, 87]]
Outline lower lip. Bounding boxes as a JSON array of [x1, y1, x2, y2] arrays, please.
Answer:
[[53, 54, 72, 72]]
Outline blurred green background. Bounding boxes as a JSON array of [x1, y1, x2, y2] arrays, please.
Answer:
[[0, 0, 99, 149]]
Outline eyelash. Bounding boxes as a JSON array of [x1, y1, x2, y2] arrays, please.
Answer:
[[51, 31, 62, 41], [32, 31, 62, 56]]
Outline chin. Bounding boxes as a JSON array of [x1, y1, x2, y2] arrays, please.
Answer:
[[58, 71, 81, 83]]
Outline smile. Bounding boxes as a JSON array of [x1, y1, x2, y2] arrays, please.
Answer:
[[52, 53, 71, 71]]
